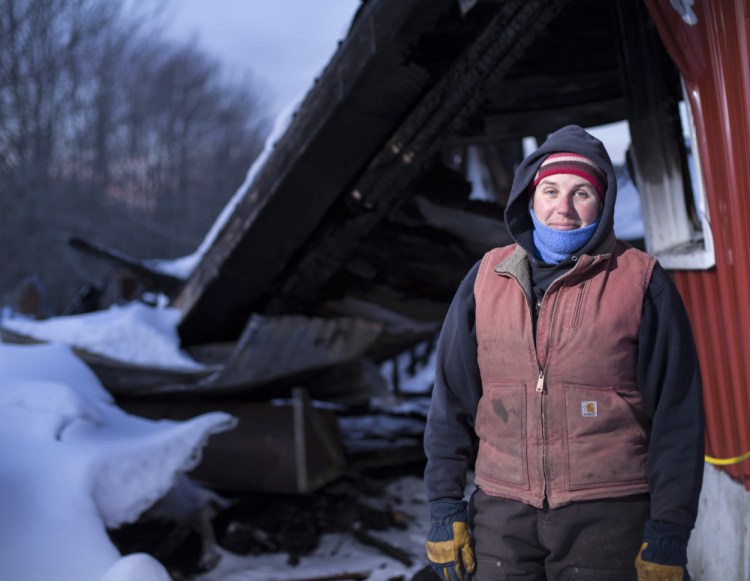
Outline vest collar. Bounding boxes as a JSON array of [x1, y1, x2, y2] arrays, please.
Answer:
[[494, 232, 617, 292]]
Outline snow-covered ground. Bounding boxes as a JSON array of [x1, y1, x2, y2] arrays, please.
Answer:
[[0, 304, 438, 581]]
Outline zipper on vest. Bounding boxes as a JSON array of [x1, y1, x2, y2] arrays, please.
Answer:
[[535, 369, 545, 392], [541, 388, 548, 499]]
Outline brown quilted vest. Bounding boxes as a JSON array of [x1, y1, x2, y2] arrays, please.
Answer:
[[473, 241, 656, 508]]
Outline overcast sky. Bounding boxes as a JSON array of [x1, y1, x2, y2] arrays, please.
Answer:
[[156, 0, 361, 114]]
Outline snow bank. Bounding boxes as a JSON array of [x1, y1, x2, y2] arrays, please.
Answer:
[[0, 343, 236, 581]]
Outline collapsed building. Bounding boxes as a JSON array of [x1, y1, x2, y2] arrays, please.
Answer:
[[5, 1, 750, 576]]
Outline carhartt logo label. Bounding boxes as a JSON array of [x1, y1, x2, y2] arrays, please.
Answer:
[[581, 401, 597, 417]]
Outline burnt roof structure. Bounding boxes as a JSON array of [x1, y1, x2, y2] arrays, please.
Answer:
[[171, 0, 662, 364]]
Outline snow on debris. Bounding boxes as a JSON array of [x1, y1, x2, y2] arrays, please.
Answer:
[[1, 302, 204, 370], [0, 343, 236, 581]]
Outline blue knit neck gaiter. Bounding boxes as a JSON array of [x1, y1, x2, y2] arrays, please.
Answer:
[[530, 209, 600, 264]]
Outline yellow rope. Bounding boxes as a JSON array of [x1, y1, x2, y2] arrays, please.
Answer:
[[705, 451, 750, 466]]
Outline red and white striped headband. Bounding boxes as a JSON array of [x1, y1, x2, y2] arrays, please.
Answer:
[[532, 152, 606, 197]]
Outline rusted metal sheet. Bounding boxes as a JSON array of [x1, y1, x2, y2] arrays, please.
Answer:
[[647, 0, 750, 488]]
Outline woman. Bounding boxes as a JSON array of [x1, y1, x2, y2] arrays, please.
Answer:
[[424, 125, 704, 581]]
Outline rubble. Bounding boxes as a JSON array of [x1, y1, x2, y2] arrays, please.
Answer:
[[109, 461, 432, 580], [104, 389, 433, 580]]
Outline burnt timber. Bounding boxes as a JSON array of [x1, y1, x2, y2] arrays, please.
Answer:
[[172, 0, 642, 365]]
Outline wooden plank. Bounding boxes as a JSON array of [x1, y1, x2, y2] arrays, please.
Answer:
[[478, 97, 627, 142]]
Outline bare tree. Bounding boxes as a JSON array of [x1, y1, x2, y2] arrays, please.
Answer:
[[0, 0, 270, 313]]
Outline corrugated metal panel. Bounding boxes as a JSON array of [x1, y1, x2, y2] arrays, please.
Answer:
[[647, 0, 750, 488]]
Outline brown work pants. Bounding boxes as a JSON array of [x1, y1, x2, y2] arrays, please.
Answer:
[[469, 489, 650, 580]]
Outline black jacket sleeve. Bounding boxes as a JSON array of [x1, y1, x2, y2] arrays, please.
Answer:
[[636, 264, 705, 529], [424, 261, 483, 503]]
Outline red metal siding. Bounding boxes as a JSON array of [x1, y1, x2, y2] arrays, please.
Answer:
[[646, 0, 750, 488]]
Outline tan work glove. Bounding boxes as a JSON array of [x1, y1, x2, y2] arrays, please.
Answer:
[[635, 542, 686, 580], [635, 520, 690, 581], [425, 500, 476, 581]]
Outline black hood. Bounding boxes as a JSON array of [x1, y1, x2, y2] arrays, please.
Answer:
[[504, 125, 616, 262]]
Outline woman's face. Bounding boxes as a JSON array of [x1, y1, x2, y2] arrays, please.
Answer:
[[532, 173, 602, 230]]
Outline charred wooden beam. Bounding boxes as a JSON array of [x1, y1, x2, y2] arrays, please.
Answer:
[[174, 0, 466, 345], [475, 97, 627, 142], [264, 0, 567, 315], [482, 70, 623, 109]]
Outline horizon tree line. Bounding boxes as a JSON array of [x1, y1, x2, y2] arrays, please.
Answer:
[[0, 0, 271, 315]]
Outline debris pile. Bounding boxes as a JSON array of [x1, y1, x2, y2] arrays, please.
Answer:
[[109, 401, 435, 581], [110, 462, 434, 581]]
